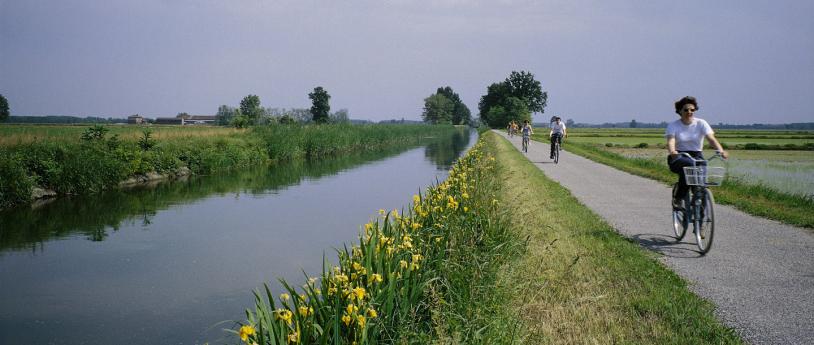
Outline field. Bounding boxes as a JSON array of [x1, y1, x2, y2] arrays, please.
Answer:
[[567, 128, 814, 149], [0, 124, 245, 147], [566, 129, 814, 198]]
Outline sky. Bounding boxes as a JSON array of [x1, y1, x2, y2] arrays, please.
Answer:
[[1, 0, 812, 124]]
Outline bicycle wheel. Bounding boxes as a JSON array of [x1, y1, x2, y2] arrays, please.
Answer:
[[694, 189, 715, 254], [553, 142, 559, 164], [671, 184, 688, 240], [522, 137, 528, 152]]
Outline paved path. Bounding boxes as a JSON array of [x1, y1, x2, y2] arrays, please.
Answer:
[[496, 131, 814, 345]]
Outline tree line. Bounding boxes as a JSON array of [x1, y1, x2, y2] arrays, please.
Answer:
[[420, 70, 548, 128], [216, 87, 345, 127]]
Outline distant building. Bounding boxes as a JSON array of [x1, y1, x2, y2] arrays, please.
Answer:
[[153, 115, 216, 125], [154, 117, 183, 125], [127, 114, 144, 124]]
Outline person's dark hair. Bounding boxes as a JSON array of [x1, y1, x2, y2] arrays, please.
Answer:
[[674, 96, 699, 114]]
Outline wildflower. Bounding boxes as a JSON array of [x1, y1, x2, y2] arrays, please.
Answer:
[[346, 303, 359, 314], [378, 209, 386, 215], [413, 194, 421, 205], [239, 325, 255, 342], [357, 315, 367, 328], [328, 286, 337, 296], [275, 309, 293, 325], [299, 305, 313, 317], [462, 192, 469, 199], [288, 331, 299, 343], [435, 237, 442, 243], [399, 260, 408, 269], [342, 314, 352, 326], [299, 294, 306, 301], [353, 262, 363, 271], [410, 262, 420, 271], [411, 222, 421, 230], [353, 287, 366, 301], [280, 293, 290, 301], [464, 207, 469, 212], [370, 273, 383, 284], [367, 308, 378, 318]]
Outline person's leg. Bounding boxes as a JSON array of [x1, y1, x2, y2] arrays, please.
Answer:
[[668, 155, 695, 201], [550, 134, 556, 158]]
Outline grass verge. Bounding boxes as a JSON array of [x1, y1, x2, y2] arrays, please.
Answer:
[[548, 138, 814, 229], [489, 132, 742, 344], [232, 138, 522, 344]]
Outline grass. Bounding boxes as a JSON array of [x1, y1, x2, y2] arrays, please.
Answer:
[[486, 131, 743, 344], [233, 138, 521, 344], [547, 138, 814, 228], [567, 128, 814, 150], [0, 124, 245, 147], [0, 124, 459, 210]]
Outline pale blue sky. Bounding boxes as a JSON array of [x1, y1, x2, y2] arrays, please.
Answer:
[[1, 0, 812, 124]]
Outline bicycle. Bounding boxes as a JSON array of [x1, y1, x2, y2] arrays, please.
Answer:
[[522, 135, 530, 153], [551, 134, 563, 164], [671, 152, 726, 254]]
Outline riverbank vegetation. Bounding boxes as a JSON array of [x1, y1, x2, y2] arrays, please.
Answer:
[[0, 124, 458, 210], [544, 133, 814, 228], [487, 132, 742, 343], [234, 138, 521, 344]]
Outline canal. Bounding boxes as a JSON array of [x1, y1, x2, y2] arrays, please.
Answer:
[[0, 128, 475, 345]]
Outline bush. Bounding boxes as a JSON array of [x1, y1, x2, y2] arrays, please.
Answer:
[[636, 142, 649, 148], [0, 151, 33, 209]]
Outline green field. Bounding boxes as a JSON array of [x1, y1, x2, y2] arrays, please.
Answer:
[[0, 124, 244, 147], [567, 128, 814, 149]]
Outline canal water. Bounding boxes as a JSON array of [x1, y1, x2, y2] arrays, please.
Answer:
[[0, 129, 475, 345]]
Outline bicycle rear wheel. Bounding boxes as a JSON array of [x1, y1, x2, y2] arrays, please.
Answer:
[[694, 189, 715, 254]]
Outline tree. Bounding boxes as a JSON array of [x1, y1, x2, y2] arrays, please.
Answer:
[[436, 86, 472, 125], [478, 82, 510, 125], [330, 109, 350, 123], [239, 94, 262, 125], [566, 119, 575, 128], [0, 94, 9, 122], [630, 119, 638, 128], [505, 71, 547, 113], [309, 87, 331, 124], [422, 94, 454, 124], [216, 105, 237, 126]]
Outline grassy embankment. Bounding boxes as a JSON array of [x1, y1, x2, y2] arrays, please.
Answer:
[[0, 124, 457, 210], [488, 131, 742, 344], [229, 131, 741, 344], [539, 130, 814, 228], [232, 136, 522, 344]]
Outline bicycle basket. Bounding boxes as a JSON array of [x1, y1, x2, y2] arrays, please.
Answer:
[[683, 166, 726, 186]]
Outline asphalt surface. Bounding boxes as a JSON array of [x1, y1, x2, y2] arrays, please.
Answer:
[[496, 131, 814, 345]]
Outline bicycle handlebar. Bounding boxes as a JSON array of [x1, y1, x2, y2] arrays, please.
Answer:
[[674, 152, 726, 167]]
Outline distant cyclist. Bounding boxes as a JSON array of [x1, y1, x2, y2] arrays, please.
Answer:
[[549, 116, 567, 159], [666, 96, 728, 208], [521, 120, 533, 152]]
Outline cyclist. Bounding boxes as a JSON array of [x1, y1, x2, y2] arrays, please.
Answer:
[[549, 116, 567, 159], [666, 96, 728, 209], [521, 120, 533, 152]]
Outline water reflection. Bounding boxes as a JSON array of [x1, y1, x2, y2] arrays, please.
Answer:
[[1, 144, 440, 254], [424, 127, 472, 170]]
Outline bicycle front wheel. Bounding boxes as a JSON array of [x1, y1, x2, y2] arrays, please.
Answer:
[[553, 142, 559, 164], [694, 189, 715, 254]]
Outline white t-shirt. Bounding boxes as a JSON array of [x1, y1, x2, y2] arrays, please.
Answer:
[[665, 118, 713, 151], [550, 121, 566, 134]]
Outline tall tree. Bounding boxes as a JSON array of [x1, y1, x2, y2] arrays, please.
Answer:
[[436, 86, 472, 125], [422, 94, 454, 124], [309, 87, 331, 124], [505, 71, 547, 113], [215, 105, 236, 126], [0, 94, 9, 122], [478, 82, 510, 125], [239, 94, 262, 125]]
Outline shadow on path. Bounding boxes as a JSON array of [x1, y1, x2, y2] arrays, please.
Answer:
[[631, 233, 703, 258]]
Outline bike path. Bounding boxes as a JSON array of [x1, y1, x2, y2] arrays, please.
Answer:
[[495, 131, 814, 345]]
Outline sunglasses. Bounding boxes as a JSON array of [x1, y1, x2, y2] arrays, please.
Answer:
[[682, 108, 697, 113]]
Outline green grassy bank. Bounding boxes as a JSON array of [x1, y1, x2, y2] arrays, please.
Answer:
[[0, 124, 457, 210], [550, 139, 814, 229], [488, 132, 742, 344], [232, 135, 522, 344]]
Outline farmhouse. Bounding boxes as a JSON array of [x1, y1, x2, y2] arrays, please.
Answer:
[[127, 114, 144, 124], [153, 114, 217, 125]]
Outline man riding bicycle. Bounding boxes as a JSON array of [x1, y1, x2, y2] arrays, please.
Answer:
[[666, 96, 728, 209], [549, 116, 567, 159]]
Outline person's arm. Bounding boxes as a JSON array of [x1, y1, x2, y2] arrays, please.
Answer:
[[667, 136, 678, 158], [706, 133, 729, 159]]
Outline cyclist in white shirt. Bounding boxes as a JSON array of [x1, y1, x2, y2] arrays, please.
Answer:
[[665, 96, 728, 208], [549, 116, 567, 159]]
